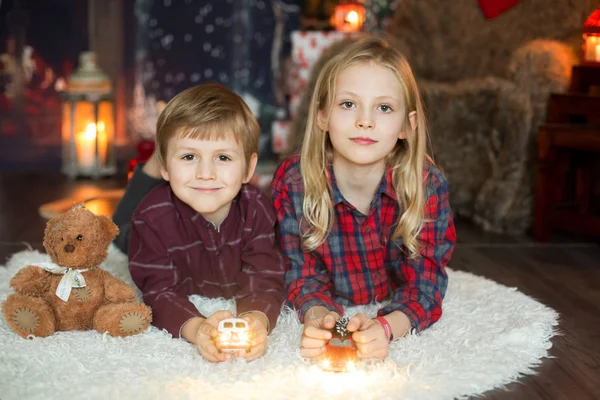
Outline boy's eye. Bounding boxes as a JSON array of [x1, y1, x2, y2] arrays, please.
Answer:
[[340, 101, 355, 109], [378, 104, 392, 113], [217, 155, 231, 162], [181, 154, 196, 161]]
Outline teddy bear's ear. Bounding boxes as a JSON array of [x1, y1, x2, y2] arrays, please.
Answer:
[[99, 215, 120, 241]]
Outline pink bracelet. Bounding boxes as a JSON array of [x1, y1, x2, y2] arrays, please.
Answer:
[[375, 316, 393, 344]]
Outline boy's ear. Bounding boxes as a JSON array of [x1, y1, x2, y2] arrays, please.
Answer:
[[399, 111, 417, 140], [160, 165, 170, 181], [243, 153, 258, 184], [316, 109, 328, 132]]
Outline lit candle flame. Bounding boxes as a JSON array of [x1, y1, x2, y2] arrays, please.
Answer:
[[83, 123, 97, 141], [346, 11, 359, 24]]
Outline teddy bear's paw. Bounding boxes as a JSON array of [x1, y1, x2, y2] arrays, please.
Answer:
[[2, 294, 56, 338], [12, 307, 40, 333], [119, 312, 147, 334]]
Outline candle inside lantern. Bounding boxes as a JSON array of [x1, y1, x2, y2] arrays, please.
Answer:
[[76, 122, 107, 169], [332, 4, 365, 32]]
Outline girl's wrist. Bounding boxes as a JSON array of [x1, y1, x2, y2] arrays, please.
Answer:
[[375, 316, 393, 343]]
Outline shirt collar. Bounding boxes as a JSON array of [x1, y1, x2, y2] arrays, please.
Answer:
[[328, 163, 397, 206]]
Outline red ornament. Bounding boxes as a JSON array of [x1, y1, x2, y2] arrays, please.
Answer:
[[477, 0, 522, 20], [127, 140, 155, 180]]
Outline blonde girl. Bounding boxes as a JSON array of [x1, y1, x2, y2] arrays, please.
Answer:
[[271, 36, 456, 361]]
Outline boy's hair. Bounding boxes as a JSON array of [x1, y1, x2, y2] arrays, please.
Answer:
[[300, 36, 431, 258], [155, 83, 259, 175]]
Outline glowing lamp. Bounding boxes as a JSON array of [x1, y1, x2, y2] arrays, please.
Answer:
[[321, 317, 359, 372], [61, 52, 116, 178], [582, 7, 600, 65], [331, 2, 365, 32], [215, 318, 251, 353]]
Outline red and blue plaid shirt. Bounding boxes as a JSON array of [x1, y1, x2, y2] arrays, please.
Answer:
[[271, 153, 456, 332]]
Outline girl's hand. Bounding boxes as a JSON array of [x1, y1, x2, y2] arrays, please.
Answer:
[[195, 310, 235, 362], [347, 313, 389, 361], [300, 308, 341, 359], [238, 311, 269, 362]]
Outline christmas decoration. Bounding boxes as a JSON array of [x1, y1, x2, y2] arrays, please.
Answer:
[[215, 318, 252, 353], [321, 317, 358, 372]]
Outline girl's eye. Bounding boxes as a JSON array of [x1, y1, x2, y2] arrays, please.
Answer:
[[182, 154, 196, 161], [379, 104, 392, 113], [340, 101, 355, 109], [217, 155, 231, 162], [76, 235, 83, 241]]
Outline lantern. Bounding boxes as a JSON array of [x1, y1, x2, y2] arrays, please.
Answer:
[[61, 52, 116, 178], [331, 1, 365, 32], [582, 8, 600, 65]]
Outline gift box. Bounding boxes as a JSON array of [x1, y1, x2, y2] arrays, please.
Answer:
[[271, 120, 291, 154], [288, 31, 359, 117]]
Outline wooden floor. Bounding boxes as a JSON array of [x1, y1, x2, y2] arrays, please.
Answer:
[[1, 172, 599, 399]]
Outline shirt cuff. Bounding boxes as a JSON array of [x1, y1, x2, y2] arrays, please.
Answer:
[[152, 303, 203, 338], [379, 301, 430, 333]]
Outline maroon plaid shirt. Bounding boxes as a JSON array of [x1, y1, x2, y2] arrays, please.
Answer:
[[271, 153, 456, 332], [129, 183, 285, 337]]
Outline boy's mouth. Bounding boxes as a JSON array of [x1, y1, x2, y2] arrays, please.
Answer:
[[192, 187, 221, 192]]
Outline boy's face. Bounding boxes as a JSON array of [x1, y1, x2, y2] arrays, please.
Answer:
[[161, 134, 257, 226]]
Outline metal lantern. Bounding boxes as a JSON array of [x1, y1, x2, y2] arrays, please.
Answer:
[[61, 52, 116, 178], [582, 7, 600, 65], [331, 1, 365, 32]]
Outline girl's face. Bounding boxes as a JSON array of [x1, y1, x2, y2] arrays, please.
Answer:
[[318, 62, 407, 170]]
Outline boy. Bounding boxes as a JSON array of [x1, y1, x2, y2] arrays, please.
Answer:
[[115, 83, 285, 362]]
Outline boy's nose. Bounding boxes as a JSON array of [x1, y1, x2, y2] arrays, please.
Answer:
[[195, 161, 216, 180]]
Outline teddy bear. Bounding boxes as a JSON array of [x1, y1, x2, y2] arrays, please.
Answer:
[[1, 205, 152, 338]]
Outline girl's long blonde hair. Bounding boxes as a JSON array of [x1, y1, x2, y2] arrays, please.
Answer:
[[300, 36, 430, 258]]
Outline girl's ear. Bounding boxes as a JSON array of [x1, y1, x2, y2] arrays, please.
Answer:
[[316, 109, 328, 132], [399, 111, 417, 140], [243, 153, 258, 184]]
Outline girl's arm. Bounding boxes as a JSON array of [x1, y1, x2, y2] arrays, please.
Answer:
[[271, 158, 343, 322], [380, 165, 456, 333]]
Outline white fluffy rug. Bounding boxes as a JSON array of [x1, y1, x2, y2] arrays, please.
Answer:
[[0, 246, 558, 400]]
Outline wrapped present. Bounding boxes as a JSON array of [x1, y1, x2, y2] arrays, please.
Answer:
[[288, 31, 360, 118], [289, 94, 303, 120], [272, 120, 291, 154], [291, 31, 357, 62]]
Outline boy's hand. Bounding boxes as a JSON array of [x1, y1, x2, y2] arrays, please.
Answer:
[[300, 307, 341, 359], [347, 313, 389, 361], [237, 311, 269, 362], [195, 310, 235, 362]]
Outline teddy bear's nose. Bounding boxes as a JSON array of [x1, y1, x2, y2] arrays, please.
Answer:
[[64, 244, 75, 253]]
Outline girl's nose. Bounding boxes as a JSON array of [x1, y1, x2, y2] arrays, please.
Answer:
[[356, 113, 375, 130]]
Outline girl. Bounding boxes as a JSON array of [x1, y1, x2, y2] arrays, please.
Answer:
[[271, 36, 456, 362]]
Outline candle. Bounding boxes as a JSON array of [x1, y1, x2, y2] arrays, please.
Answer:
[[76, 122, 107, 169]]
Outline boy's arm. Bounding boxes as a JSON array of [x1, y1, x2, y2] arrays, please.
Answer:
[[271, 167, 343, 322], [379, 169, 456, 333], [129, 217, 203, 337], [236, 193, 286, 332]]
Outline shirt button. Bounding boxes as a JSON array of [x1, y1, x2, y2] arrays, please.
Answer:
[[365, 226, 371, 232]]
